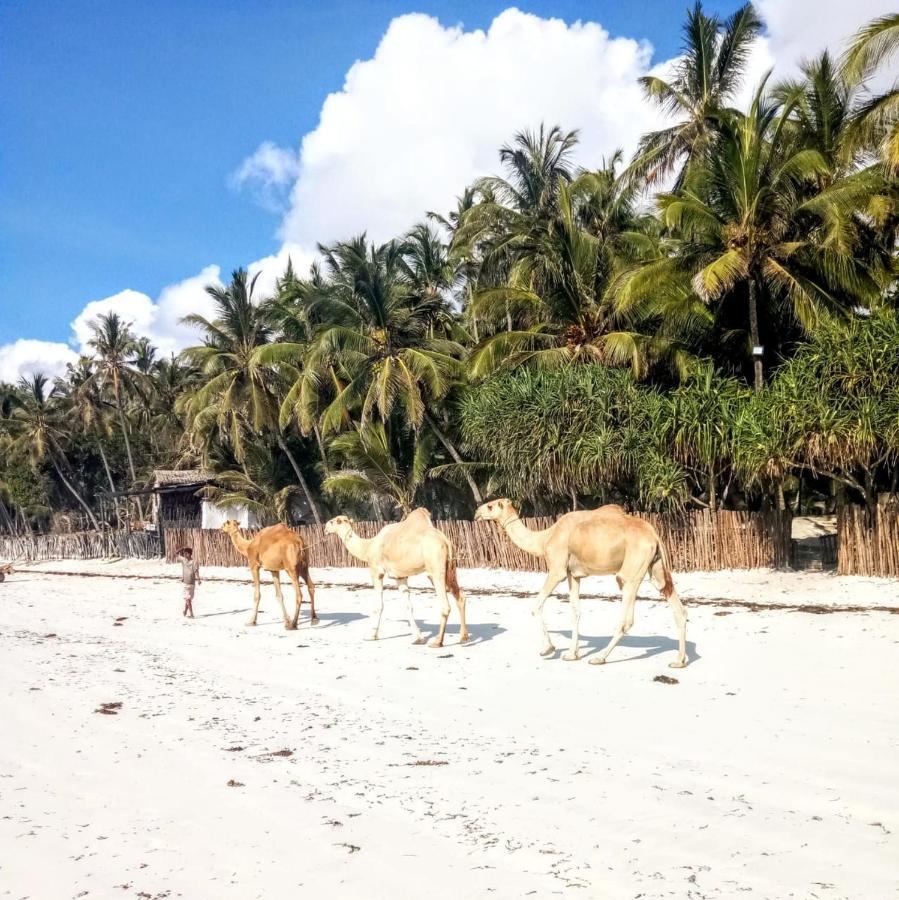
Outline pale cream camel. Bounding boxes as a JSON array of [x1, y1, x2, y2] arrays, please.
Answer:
[[221, 521, 316, 629], [474, 500, 687, 668], [325, 508, 468, 647]]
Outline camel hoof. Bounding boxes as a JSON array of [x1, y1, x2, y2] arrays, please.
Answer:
[[589, 656, 607, 666], [311, 616, 320, 624], [459, 633, 470, 645], [539, 644, 556, 658], [562, 651, 580, 662], [363, 633, 379, 642], [669, 660, 687, 669], [428, 638, 444, 649], [412, 635, 428, 645], [246, 621, 257, 627], [285, 622, 297, 631]]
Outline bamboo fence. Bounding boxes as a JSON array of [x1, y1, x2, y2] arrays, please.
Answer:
[[0, 530, 161, 562], [836, 505, 899, 577], [163, 509, 792, 573]]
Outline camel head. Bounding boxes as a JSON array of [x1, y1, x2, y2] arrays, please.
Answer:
[[474, 498, 518, 526], [324, 515, 354, 538], [220, 519, 242, 536]]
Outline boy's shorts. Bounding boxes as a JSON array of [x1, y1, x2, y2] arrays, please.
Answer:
[[183, 584, 195, 602]]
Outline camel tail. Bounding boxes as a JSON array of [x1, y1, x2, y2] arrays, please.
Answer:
[[654, 533, 676, 598], [445, 554, 462, 600]]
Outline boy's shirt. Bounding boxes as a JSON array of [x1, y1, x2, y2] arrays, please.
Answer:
[[175, 556, 201, 585]]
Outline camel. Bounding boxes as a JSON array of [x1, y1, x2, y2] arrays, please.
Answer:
[[324, 508, 468, 647], [474, 500, 687, 668], [221, 521, 316, 629]]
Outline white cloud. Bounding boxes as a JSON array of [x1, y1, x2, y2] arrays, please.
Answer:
[[230, 141, 301, 211], [70, 266, 223, 356], [12, 2, 893, 371], [756, 0, 895, 75], [247, 242, 317, 302], [0, 339, 78, 383], [280, 9, 662, 248]]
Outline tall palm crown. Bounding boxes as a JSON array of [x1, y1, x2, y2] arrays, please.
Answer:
[[632, 2, 762, 185], [298, 236, 465, 435], [841, 12, 899, 175], [651, 82, 880, 387], [183, 268, 321, 523], [86, 312, 146, 503], [467, 146, 695, 378]]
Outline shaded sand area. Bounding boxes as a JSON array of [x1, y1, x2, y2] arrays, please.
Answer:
[[1, 560, 898, 898]]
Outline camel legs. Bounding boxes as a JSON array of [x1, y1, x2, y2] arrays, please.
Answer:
[[428, 574, 452, 649], [247, 565, 263, 626], [298, 561, 317, 624], [288, 567, 303, 629], [590, 579, 639, 666], [366, 572, 385, 641], [562, 575, 582, 661], [453, 587, 469, 645], [397, 577, 426, 644], [270, 571, 292, 629], [533, 570, 566, 657], [650, 559, 688, 668]]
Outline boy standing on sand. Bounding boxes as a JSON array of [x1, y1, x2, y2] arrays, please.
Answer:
[[175, 547, 201, 617]]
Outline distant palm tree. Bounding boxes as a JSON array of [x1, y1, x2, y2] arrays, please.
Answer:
[[7, 374, 100, 530], [87, 313, 145, 503], [57, 357, 122, 525], [184, 268, 322, 524], [632, 2, 762, 185]]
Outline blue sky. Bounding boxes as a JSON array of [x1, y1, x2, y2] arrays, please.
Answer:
[[0, 0, 887, 376], [0, 1, 743, 346]]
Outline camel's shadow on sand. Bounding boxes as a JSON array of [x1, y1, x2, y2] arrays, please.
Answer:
[[550, 631, 699, 666], [201, 607, 690, 661]]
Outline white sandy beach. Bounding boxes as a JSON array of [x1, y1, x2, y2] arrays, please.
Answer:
[[1, 560, 898, 899]]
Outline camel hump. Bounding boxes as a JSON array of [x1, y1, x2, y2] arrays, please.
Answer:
[[405, 508, 432, 524]]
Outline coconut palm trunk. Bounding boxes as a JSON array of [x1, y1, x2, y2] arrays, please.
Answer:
[[312, 424, 331, 477], [113, 380, 144, 519], [424, 411, 483, 504], [748, 277, 763, 391], [275, 431, 322, 525], [49, 452, 101, 531], [97, 442, 122, 528]]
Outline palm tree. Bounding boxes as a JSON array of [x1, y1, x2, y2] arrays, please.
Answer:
[[652, 80, 880, 388], [841, 12, 899, 174], [323, 422, 434, 515], [7, 374, 100, 530], [183, 268, 323, 524], [469, 163, 698, 379], [292, 236, 482, 504], [201, 441, 303, 524], [57, 357, 122, 525], [87, 312, 144, 501], [632, 2, 762, 185]]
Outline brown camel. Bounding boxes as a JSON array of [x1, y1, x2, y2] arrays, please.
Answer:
[[221, 521, 316, 629], [325, 508, 468, 647], [474, 500, 687, 668]]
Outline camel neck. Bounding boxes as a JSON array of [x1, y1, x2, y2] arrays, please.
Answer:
[[342, 529, 374, 564], [228, 531, 252, 556], [502, 516, 550, 558]]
